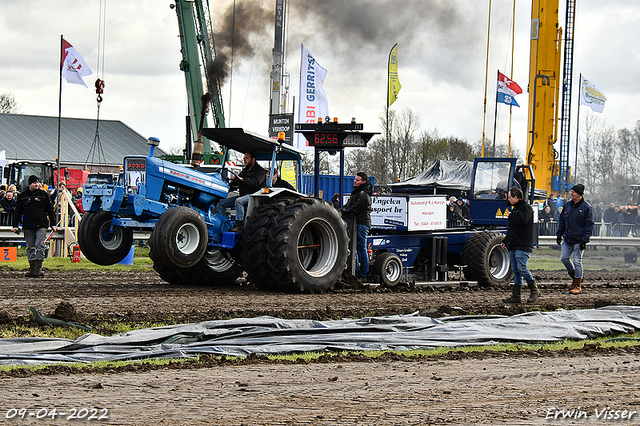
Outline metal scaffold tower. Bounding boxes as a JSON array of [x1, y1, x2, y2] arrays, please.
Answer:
[[558, 0, 576, 195]]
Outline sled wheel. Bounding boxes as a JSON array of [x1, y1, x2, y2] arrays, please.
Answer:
[[462, 231, 512, 287], [372, 252, 404, 288], [266, 198, 349, 293], [77, 211, 133, 265], [154, 207, 207, 268]]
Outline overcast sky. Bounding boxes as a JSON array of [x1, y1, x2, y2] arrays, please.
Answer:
[[1, 0, 638, 165]]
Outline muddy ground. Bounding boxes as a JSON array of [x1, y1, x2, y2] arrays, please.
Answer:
[[1, 262, 640, 425]]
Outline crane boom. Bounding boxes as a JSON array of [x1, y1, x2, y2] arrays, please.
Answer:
[[526, 0, 562, 197], [172, 0, 225, 164]]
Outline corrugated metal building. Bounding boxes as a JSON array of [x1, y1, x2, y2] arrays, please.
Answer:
[[0, 113, 167, 171]]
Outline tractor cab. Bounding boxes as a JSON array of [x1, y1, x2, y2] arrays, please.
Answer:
[[469, 157, 535, 226]]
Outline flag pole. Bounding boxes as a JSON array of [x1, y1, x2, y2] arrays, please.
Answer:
[[492, 70, 499, 156], [573, 73, 582, 181], [386, 45, 392, 155], [508, 0, 516, 158], [57, 35, 63, 185], [481, 0, 493, 157]]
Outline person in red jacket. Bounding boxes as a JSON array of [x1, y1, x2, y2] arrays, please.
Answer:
[[12, 175, 57, 277]]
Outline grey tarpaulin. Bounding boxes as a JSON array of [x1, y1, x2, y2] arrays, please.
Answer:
[[1, 306, 639, 365], [385, 160, 473, 195]]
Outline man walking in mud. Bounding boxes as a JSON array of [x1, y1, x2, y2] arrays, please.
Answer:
[[556, 184, 594, 294], [12, 175, 58, 278], [501, 186, 540, 303]]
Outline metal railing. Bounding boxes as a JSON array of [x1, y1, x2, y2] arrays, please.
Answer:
[[540, 221, 640, 238]]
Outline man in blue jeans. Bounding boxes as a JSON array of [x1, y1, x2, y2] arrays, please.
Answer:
[[12, 175, 57, 278], [556, 183, 594, 294], [501, 186, 539, 303], [218, 151, 265, 232], [341, 172, 373, 279]]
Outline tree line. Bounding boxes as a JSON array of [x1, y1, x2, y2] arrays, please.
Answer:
[[576, 112, 640, 204]]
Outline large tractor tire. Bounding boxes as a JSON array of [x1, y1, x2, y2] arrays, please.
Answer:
[[372, 252, 404, 288], [148, 237, 191, 286], [462, 231, 512, 287], [152, 207, 208, 269], [77, 211, 133, 265], [266, 198, 349, 293], [240, 200, 288, 290]]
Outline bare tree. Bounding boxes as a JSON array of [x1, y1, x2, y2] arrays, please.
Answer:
[[0, 93, 19, 114], [300, 151, 335, 175], [577, 113, 618, 201], [358, 107, 421, 184], [617, 120, 640, 180], [411, 128, 449, 175]]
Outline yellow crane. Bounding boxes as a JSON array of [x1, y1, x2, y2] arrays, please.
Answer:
[[525, 0, 562, 197]]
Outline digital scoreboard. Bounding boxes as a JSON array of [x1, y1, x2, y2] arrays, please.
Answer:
[[295, 121, 378, 149]]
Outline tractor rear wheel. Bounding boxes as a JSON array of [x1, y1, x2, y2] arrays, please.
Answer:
[[266, 198, 348, 293], [153, 207, 208, 269], [240, 200, 287, 290], [78, 211, 133, 265], [462, 231, 512, 287]]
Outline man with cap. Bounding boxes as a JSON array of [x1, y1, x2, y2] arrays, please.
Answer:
[[12, 175, 58, 277], [556, 184, 594, 294]]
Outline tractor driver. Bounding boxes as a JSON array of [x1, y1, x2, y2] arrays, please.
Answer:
[[495, 166, 521, 200], [218, 151, 266, 232]]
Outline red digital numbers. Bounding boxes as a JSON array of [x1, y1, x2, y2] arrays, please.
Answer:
[[314, 133, 339, 146]]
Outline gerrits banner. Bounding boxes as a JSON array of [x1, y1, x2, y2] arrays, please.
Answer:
[[297, 44, 329, 150]]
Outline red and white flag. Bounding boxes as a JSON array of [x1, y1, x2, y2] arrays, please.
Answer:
[[62, 39, 92, 87], [497, 71, 522, 107]]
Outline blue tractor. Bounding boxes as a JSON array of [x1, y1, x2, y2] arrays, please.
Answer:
[[78, 128, 350, 293]]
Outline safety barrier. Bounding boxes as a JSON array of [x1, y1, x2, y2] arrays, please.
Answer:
[[0, 212, 13, 227], [540, 221, 640, 238]]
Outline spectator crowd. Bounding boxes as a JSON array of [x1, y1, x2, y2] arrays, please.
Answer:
[[538, 193, 640, 237], [0, 181, 84, 227]]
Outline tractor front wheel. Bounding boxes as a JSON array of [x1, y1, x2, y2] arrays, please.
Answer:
[[78, 211, 133, 265]]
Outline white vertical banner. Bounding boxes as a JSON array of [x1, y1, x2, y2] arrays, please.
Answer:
[[580, 76, 607, 113], [297, 44, 329, 150]]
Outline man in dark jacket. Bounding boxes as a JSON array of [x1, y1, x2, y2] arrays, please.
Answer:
[[556, 183, 594, 294], [341, 172, 373, 279], [218, 151, 266, 232], [12, 175, 57, 277], [501, 186, 539, 303], [268, 169, 295, 191]]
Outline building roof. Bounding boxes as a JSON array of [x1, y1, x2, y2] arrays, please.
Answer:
[[0, 113, 166, 166]]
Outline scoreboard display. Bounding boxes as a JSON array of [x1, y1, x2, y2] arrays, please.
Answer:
[[295, 121, 378, 149]]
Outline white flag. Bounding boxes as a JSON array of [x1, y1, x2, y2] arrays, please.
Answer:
[[297, 44, 329, 150], [0, 149, 5, 168], [62, 39, 92, 87], [580, 77, 606, 113]]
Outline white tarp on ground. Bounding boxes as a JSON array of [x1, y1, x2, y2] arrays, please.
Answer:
[[1, 306, 640, 365]]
